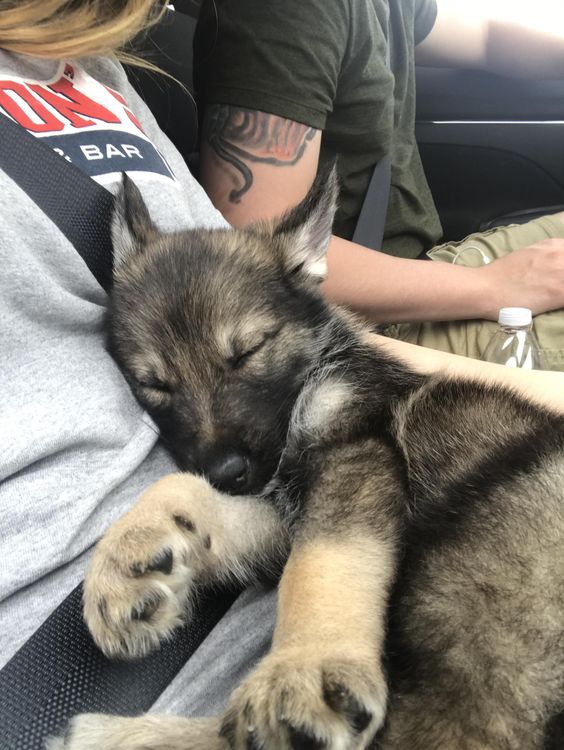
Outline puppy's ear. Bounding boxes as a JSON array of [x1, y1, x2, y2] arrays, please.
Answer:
[[112, 174, 159, 269], [272, 164, 338, 283]]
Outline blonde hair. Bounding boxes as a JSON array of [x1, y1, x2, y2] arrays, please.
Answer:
[[0, 0, 167, 61]]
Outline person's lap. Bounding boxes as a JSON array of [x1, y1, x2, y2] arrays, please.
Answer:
[[388, 212, 564, 370]]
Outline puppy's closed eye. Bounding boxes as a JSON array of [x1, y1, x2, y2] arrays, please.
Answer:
[[229, 327, 283, 370], [136, 376, 172, 394], [230, 338, 268, 369], [137, 377, 172, 393]]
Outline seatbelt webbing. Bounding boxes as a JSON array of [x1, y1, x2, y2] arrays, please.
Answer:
[[0, 112, 114, 291], [352, 153, 392, 251], [352, 4, 392, 251], [0, 583, 238, 750]]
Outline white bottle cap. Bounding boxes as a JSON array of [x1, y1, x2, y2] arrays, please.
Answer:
[[498, 307, 532, 326]]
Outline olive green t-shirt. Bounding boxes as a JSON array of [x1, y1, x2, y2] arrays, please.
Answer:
[[194, 0, 442, 258]]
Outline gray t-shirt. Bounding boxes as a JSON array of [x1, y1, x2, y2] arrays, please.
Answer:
[[0, 51, 227, 667]]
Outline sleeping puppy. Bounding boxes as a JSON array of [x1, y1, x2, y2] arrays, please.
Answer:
[[52, 172, 564, 750]]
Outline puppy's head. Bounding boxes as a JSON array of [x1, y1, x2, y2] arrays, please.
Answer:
[[109, 169, 338, 494]]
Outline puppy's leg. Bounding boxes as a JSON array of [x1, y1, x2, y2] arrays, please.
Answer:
[[84, 473, 286, 659], [47, 714, 225, 750], [222, 439, 404, 750]]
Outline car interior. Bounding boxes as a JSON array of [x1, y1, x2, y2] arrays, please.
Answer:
[[2, 1, 564, 748], [132, 1, 564, 242], [416, 66, 564, 239]]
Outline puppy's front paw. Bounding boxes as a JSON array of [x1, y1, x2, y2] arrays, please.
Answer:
[[46, 713, 226, 750], [84, 475, 219, 659], [221, 648, 387, 749]]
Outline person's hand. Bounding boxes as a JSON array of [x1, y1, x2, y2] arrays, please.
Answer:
[[480, 238, 564, 319]]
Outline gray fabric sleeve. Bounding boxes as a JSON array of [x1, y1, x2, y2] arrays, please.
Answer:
[[82, 56, 228, 231], [414, 0, 438, 45]]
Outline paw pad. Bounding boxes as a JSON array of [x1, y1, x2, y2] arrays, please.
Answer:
[[174, 514, 195, 532], [131, 592, 163, 622], [131, 547, 174, 577], [322, 678, 373, 734], [287, 724, 326, 749]]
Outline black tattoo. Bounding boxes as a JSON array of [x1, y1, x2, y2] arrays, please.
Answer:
[[203, 104, 317, 203]]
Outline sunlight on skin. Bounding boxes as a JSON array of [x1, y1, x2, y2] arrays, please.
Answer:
[[418, 0, 564, 79], [468, 0, 564, 38]]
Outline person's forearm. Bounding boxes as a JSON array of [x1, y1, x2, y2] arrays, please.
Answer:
[[321, 235, 494, 323], [417, 0, 564, 80], [485, 17, 564, 79], [369, 334, 564, 414]]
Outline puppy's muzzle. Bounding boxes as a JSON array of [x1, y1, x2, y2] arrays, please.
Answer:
[[205, 451, 252, 494]]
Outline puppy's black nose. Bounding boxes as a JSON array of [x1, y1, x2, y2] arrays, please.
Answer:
[[206, 453, 250, 494]]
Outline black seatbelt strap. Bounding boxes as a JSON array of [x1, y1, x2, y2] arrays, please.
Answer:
[[352, 4, 392, 251], [352, 153, 392, 251], [0, 112, 114, 291], [0, 583, 239, 750]]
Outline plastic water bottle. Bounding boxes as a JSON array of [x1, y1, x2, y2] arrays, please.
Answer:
[[482, 307, 547, 370]]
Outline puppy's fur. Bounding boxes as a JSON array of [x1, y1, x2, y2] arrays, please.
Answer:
[[58, 173, 564, 750]]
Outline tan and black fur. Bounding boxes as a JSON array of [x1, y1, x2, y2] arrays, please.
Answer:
[[52, 173, 564, 750]]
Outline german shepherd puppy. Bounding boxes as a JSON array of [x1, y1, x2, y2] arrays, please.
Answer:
[[54, 173, 564, 750]]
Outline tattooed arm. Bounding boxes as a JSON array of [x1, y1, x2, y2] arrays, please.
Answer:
[[200, 104, 564, 325], [200, 104, 321, 223], [200, 105, 489, 322]]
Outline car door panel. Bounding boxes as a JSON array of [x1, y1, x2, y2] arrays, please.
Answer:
[[415, 68, 564, 240]]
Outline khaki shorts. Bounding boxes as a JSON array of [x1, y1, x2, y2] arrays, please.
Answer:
[[386, 213, 564, 371]]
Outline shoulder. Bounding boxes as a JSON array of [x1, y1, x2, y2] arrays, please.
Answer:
[[197, 0, 351, 31], [194, 0, 352, 129], [195, 0, 352, 68], [414, 0, 438, 44], [80, 55, 129, 91]]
